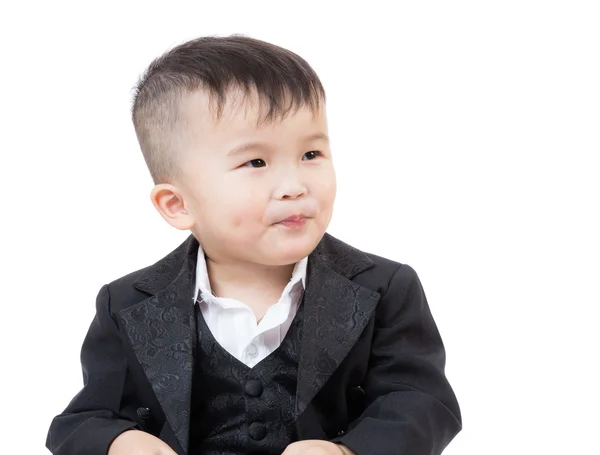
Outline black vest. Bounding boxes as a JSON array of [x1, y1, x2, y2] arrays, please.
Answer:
[[189, 300, 304, 455]]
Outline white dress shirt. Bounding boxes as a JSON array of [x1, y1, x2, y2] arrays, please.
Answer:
[[193, 244, 307, 368]]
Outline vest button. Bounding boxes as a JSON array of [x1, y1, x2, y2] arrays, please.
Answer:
[[136, 407, 151, 420], [244, 379, 263, 397], [248, 422, 267, 440]]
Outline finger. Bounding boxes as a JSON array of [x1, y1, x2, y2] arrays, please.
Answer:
[[281, 442, 299, 455]]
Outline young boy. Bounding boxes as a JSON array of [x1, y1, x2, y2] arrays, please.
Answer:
[[46, 35, 461, 455]]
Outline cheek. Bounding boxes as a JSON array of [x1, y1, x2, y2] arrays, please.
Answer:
[[223, 191, 267, 228], [316, 169, 337, 207]]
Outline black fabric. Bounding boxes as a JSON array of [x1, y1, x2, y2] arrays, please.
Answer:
[[46, 233, 462, 455], [189, 298, 304, 455]]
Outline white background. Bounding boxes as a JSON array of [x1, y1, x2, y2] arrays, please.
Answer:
[[1, 1, 599, 453]]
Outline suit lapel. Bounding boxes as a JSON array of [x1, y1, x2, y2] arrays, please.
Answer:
[[119, 234, 199, 454], [295, 234, 381, 417]]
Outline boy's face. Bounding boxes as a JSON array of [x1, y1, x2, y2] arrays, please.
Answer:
[[160, 89, 336, 266]]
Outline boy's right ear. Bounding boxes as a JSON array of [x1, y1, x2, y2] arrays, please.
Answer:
[[150, 184, 196, 231]]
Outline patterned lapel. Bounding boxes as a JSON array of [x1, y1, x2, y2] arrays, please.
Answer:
[[295, 234, 381, 417], [120, 234, 199, 454]]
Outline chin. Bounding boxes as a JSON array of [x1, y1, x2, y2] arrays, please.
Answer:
[[269, 234, 322, 264]]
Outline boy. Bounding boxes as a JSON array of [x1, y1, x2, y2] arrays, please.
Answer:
[[46, 35, 461, 455]]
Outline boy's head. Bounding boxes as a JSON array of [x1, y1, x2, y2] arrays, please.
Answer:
[[132, 35, 336, 267]]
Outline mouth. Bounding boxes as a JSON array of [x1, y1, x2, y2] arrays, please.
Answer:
[[277, 214, 309, 228]]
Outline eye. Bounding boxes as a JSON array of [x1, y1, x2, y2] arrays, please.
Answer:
[[243, 159, 266, 168], [302, 150, 322, 161]]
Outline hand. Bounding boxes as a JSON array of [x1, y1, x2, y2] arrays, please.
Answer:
[[282, 440, 356, 455], [108, 429, 177, 455]]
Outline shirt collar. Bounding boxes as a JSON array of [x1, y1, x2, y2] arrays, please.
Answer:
[[194, 243, 307, 302]]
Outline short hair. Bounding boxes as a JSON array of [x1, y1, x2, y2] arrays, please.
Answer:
[[132, 35, 326, 184]]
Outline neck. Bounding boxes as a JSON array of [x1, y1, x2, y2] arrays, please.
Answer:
[[205, 256, 296, 297]]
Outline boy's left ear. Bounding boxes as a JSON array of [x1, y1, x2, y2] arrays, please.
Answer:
[[150, 183, 196, 230]]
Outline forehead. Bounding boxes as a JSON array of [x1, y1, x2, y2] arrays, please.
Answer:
[[179, 87, 327, 140]]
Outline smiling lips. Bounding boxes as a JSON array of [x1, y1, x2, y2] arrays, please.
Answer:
[[278, 214, 308, 228]]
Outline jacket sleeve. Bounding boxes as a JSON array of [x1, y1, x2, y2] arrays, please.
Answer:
[[336, 264, 462, 455], [46, 284, 141, 455]]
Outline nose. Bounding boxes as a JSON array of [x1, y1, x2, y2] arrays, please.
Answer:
[[275, 170, 307, 200]]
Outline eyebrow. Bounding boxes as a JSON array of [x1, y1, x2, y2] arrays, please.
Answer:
[[303, 132, 330, 142], [226, 132, 329, 156]]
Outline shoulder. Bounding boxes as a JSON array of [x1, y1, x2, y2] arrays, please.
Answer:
[[321, 232, 420, 296], [98, 265, 156, 316], [102, 235, 197, 314]]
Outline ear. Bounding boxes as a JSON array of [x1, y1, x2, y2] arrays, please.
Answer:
[[150, 183, 196, 230]]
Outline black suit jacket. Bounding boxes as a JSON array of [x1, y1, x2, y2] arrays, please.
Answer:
[[46, 233, 461, 455]]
